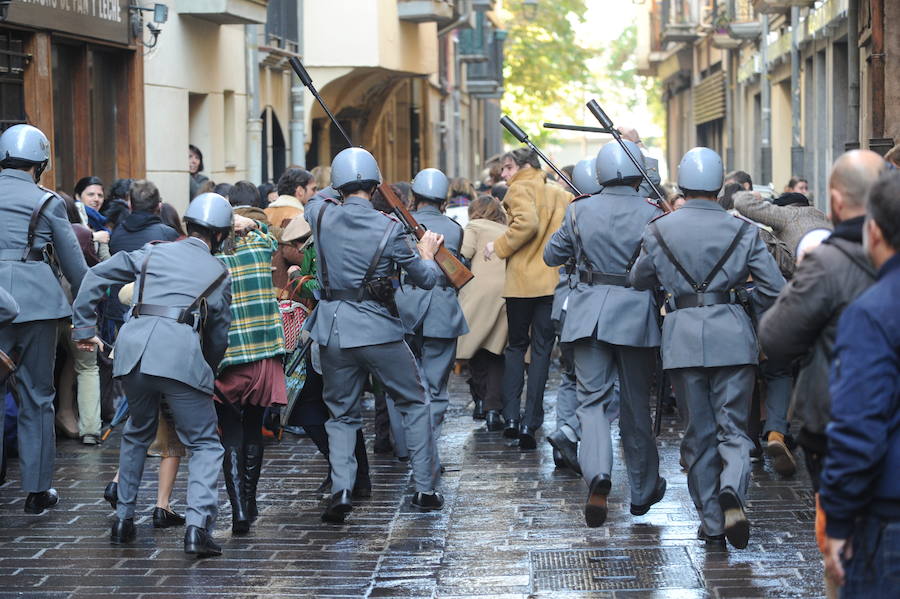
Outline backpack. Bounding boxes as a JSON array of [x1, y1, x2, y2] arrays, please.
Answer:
[[757, 227, 795, 280]]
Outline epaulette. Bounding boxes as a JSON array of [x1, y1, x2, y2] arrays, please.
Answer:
[[645, 198, 662, 209], [648, 211, 671, 224], [572, 193, 592, 202], [732, 213, 758, 225], [36, 185, 63, 201], [381, 211, 401, 224]]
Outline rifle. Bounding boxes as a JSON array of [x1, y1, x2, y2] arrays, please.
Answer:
[[585, 99, 673, 213], [500, 116, 581, 196], [288, 57, 473, 291]]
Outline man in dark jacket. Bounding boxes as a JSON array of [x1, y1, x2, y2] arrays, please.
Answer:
[[109, 180, 179, 254], [759, 149, 885, 488], [821, 170, 900, 595]]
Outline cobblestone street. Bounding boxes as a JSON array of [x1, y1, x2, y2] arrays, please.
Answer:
[[0, 370, 824, 599]]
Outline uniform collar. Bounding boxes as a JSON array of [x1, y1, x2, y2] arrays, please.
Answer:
[[601, 185, 642, 197], [416, 204, 442, 214], [185, 236, 211, 252], [0, 168, 36, 183], [343, 195, 372, 208], [683, 199, 725, 211]]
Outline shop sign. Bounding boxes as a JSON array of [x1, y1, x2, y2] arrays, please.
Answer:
[[7, 0, 131, 46]]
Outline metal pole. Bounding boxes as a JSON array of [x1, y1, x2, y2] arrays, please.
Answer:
[[245, 24, 263, 184], [289, 0, 306, 167], [500, 116, 580, 194], [790, 6, 803, 176], [760, 13, 772, 186], [846, 0, 860, 151]]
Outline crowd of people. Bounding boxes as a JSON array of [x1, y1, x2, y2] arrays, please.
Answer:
[[0, 122, 898, 598]]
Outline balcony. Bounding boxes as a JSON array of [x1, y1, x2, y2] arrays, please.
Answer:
[[661, 22, 700, 43], [397, 0, 455, 24], [660, 0, 699, 44], [176, 0, 268, 24], [751, 0, 815, 14], [465, 28, 506, 98]]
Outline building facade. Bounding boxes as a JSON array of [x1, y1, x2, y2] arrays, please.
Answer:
[[637, 0, 898, 211]]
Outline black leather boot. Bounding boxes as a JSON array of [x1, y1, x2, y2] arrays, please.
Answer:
[[223, 447, 249, 534], [353, 429, 372, 499], [242, 444, 263, 524]]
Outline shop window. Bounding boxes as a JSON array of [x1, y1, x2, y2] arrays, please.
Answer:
[[0, 29, 28, 133]]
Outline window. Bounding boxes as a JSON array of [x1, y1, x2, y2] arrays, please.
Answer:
[[0, 29, 27, 133], [265, 0, 299, 53]]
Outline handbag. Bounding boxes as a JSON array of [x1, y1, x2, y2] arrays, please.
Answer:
[[278, 276, 313, 352]]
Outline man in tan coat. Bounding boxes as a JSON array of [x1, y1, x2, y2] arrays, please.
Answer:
[[264, 168, 317, 241], [484, 148, 571, 449]]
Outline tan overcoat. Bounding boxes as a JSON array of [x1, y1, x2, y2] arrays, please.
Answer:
[[457, 219, 509, 358]]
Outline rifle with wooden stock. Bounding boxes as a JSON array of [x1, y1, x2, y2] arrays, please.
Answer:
[[288, 56, 473, 291]]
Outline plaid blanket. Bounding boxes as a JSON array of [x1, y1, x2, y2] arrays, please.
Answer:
[[217, 226, 285, 371]]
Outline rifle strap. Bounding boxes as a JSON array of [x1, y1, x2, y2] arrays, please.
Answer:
[[315, 201, 333, 298], [22, 192, 55, 262], [359, 222, 395, 301], [570, 202, 595, 271]]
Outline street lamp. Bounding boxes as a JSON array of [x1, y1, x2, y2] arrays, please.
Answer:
[[523, 0, 538, 20], [129, 3, 169, 49]]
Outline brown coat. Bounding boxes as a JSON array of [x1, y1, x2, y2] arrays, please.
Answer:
[[264, 195, 304, 242], [493, 167, 571, 298], [457, 219, 509, 358]]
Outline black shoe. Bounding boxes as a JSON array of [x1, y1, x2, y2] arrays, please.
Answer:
[[718, 487, 750, 549], [411, 492, 444, 511], [472, 399, 486, 420], [152, 506, 186, 529], [223, 447, 250, 534], [552, 447, 566, 469], [103, 482, 118, 510], [24, 489, 59, 514], [630, 477, 667, 516], [697, 526, 726, 546], [242, 444, 263, 524], [547, 430, 580, 474], [322, 489, 352, 524], [110, 518, 136, 545], [584, 475, 611, 528], [518, 425, 537, 450], [184, 525, 222, 557], [502, 419, 520, 439], [485, 411, 503, 432]]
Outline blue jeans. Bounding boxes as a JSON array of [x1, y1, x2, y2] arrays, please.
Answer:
[[841, 515, 900, 598]]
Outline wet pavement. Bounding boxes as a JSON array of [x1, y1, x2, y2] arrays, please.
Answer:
[[0, 368, 824, 598]]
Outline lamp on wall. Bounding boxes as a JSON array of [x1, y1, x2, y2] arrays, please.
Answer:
[[129, 3, 169, 49], [522, 0, 538, 20], [0, 1, 11, 23]]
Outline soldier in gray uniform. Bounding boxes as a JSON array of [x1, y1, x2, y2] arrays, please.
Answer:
[[394, 168, 468, 477], [304, 148, 446, 523], [0, 125, 87, 514], [617, 126, 661, 200], [544, 141, 667, 528], [629, 147, 785, 549], [73, 193, 234, 557], [546, 158, 601, 474], [0, 286, 20, 486]]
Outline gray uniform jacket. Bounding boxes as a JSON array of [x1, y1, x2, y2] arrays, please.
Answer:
[[303, 195, 440, 349], [0, 287, 19, 325], [544, 185, 663, 347], [550, 266, 572, 324], [629, 199, 785, 369], [395, 204, 469, 338], [71, 238, 232, 394], [638, 156, 662, 199], [0, 169, 87, 322]]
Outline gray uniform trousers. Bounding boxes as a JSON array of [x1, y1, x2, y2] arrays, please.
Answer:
[[0, 320, 58, 492], [669, 365, 755, 536], [572, 338, 659, 505], [117, 369, 224, 529], [321, 327, 435, 493]]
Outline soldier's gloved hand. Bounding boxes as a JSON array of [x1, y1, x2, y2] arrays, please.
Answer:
[[417, 231, 444, 261]]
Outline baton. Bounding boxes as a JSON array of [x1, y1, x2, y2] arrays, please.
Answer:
[[289, 57, 353, 147], [585, 100, 672, 212], [500, 115, 581, 195]]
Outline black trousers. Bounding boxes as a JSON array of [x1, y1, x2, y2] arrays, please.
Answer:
[[469, 349, 504, 412], [501, 296, 554, 429]]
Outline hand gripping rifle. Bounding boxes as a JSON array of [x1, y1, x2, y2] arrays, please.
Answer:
[[500, 115, 581, 196], [585, 99, 673, 214], [288, 58, 473, 291]]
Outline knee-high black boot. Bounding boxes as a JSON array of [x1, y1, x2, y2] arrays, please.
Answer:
[[304, 424, 332, 493], [353, 429, 372, 498], [242, 443, 263, 523], [223, 447, 250, 534]]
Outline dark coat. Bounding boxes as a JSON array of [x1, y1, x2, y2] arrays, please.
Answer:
[[109, 211, 180, 255], [758, 217, 876, 450]]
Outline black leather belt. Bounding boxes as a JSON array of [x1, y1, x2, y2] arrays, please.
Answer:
[[672, 291, 736, 310], [578, 270, 628, 287], [131, 303, 196, 327], [323, 288, 376, 302], [0, 248, 46, 262]]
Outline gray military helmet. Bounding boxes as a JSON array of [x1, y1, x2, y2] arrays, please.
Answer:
[[330, 147, 382, 190], [0, 124, 51, 165], [595, 140, 644, 186], [572, 157, 602, 195], [184, 193, 234, 231], [677, 147, 724, 193], [411, 168, 449, 202]]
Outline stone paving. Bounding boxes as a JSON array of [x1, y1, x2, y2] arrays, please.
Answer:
[[0, 369, 824, 598]]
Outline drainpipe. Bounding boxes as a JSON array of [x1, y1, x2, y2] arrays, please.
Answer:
[[868, 0, 893, 155], [790, 6, 803, 176], [439, 0, 472, 178], [246, 24, 263, 184], [760, 13, 772, 185], [725, 0, 736, 170], [290, 0, 306, 167], [846, 0, 859, 150]]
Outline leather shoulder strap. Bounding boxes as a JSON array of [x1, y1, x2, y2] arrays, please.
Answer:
[[22, 192, 56, 261], [570, 202, 595, 271], [651, 222, 698, 289], [315, 200, 333, 296], [697, 221, 750, 291], [359, 221, 395, 300]]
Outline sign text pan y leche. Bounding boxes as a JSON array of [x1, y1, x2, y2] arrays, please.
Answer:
[[8, 0, 131, 46]]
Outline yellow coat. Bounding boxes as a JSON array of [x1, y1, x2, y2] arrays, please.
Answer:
[[493, 167, 571, 298]]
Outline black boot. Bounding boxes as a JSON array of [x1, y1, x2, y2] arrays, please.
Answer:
[[353, 430, 372, 498], [242, 444, 263, 524], [223, 447, 250, 534]]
